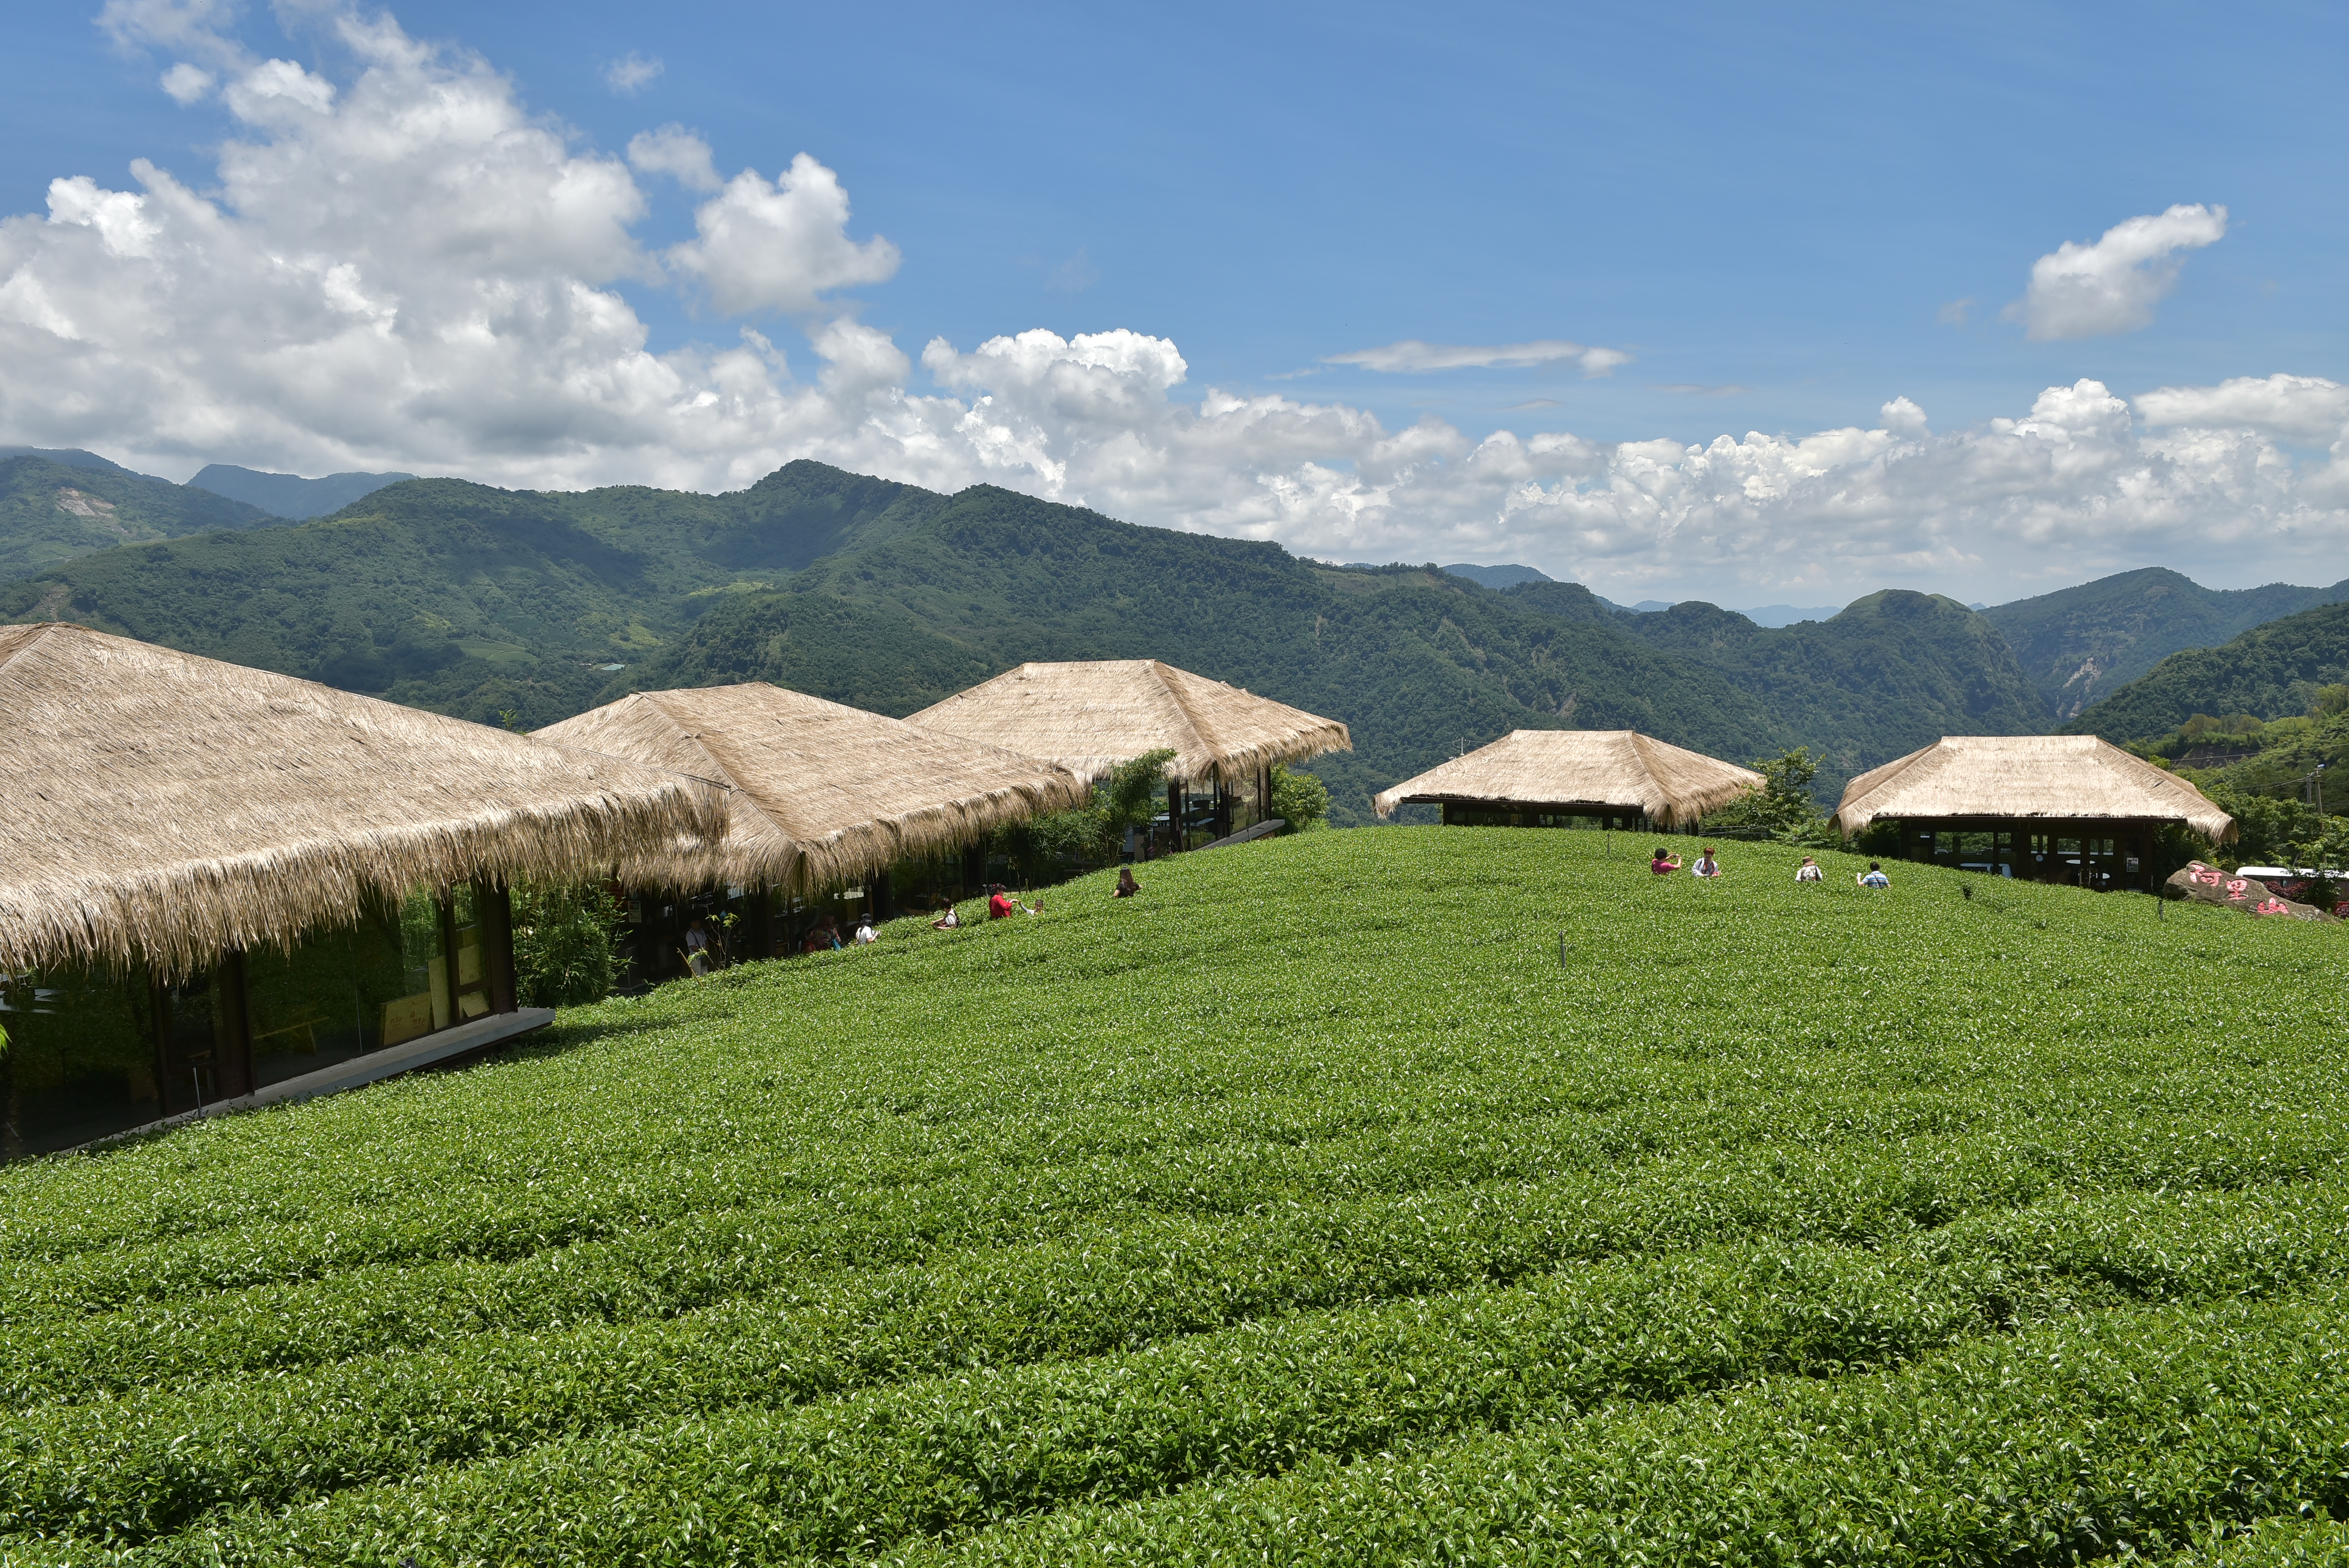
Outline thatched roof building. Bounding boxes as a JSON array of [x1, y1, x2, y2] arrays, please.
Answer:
[[904, 660, 1351, 784], [534, 683, 1092, 891], [0, 623, 725, 980], [1834, 736, 2235, 840], [1374, 730, 1763, 827]]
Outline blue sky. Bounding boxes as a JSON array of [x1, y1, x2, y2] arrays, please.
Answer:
[[2, 1, 2345, 603]]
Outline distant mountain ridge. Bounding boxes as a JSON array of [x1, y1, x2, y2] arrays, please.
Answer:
[[0, 455, 276, 580], [1980, 567, 2349, 721], [0, 460, 2058, 819], [2064, 599, 2349, 742], [8, 454, 2347, 818], [189, 464, 419, 520], [1438, 563, 1552, 590]]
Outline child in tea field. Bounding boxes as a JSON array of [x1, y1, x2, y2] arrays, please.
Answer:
[[1795, 856, 1823, 882], [1691, 847, 1723, 878], [1115, 868, 1141, 898], [1857, 862, 1891, 888], [1650, 846, 1682, 875]]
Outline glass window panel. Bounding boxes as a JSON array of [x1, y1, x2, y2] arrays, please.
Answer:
[[248, 927, 371, 1089], [1, 964, 160, 1160]]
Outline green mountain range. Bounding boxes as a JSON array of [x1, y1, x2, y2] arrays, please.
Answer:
[[0, 454, 274, 579], [1979, 566, 2349, 721], [2063, 599, 2349, 743], [0, 460, 2067, 820]]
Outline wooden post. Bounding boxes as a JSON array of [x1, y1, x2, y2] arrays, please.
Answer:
[[478, 881, 517, 1014], [216, 950, 254, 1101], [1168, 778, 1182, 853]]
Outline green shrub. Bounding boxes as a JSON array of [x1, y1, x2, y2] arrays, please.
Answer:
[[1269, 761, 1330, 832], [509, 882, 628, 1007]]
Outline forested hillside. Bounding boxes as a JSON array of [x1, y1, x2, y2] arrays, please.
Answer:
[[620, 471, 2050, 813], [1981, 567, 2349, 720], [2064, 599, 2349, 743], [0, 455, 274, 579], [4, 458, 2058, 819], [0, 465, 934, 725], [1603, 591, 2044, 742]]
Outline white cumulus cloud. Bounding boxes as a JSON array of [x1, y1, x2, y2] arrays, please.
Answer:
[[663, 154, 900, 315], [627, 125, 722, 193], [1326, 339, 1631, 376], [604, 52, 663, 94], [2136, 373, 2349, 445], [2010, 203, 2228, 341]]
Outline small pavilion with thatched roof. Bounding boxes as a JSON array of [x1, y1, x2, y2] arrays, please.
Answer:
[[905, 660, 1350, 852], [1834, 735, 2235, 890], [536, 683, 1090, 961], [0, 623, 724, 1160], [1373, 729, 1764, 831]]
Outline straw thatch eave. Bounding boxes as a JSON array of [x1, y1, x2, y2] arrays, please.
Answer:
[[1372, 730, 1764, 828], [534, 683, 1092, 892], [1832, 734, 2236, 841], [0, 624, 728, 980], [903, 659, 1351, 784]]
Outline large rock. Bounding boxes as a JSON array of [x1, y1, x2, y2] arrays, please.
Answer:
[[2166, 862, 2338, 921]]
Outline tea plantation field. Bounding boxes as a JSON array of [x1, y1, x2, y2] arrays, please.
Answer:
[[2, 830, 2345, 1567]]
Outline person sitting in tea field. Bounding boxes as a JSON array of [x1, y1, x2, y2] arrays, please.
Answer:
[[987, 885, 1020, 920], [1795, 856, 1824, 882], [1691, 847, 1723, 878], [1650, 846, 1682, 875], [1857, 862, 1891, 888], [852, 914, 878, 945], [930, 902, 961, 930], [1115, 867, 1141, 898], [804, 915, 843, 952]]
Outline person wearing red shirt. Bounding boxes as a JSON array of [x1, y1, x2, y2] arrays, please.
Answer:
[[987, 885, 1019, 920]]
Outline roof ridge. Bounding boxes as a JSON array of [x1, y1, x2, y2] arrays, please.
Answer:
[[1148, 660, 1216, 771], [0, 621, 64, 684]]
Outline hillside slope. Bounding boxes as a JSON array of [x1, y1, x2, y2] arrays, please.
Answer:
[[2064, 599, 2349, 742], [624, 486, 1785, 820], [0, 455, 275, 579], [2, 829, 2342, 1563], [0, 465, 935, 723], [1604, 592, 2046, 764], [1981, 567, 2349, 720]]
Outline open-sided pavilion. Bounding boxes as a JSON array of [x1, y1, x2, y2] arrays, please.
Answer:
[[1374, 729, 1764, 832], [536, 682, 1090, 962], [905, 660, 1351, 852], [1833, 735, 2235, 891]]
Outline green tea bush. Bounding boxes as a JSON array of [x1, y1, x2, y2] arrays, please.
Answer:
[[0, 828, 2341, 1566]]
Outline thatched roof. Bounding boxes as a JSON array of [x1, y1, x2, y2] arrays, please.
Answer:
[[0, 623, 726, 980], [535, 683, 1092, 891], [1373, 730, 1764, 826], [1834, 735, 2236, 840], [904, 660, 1351, 783]]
